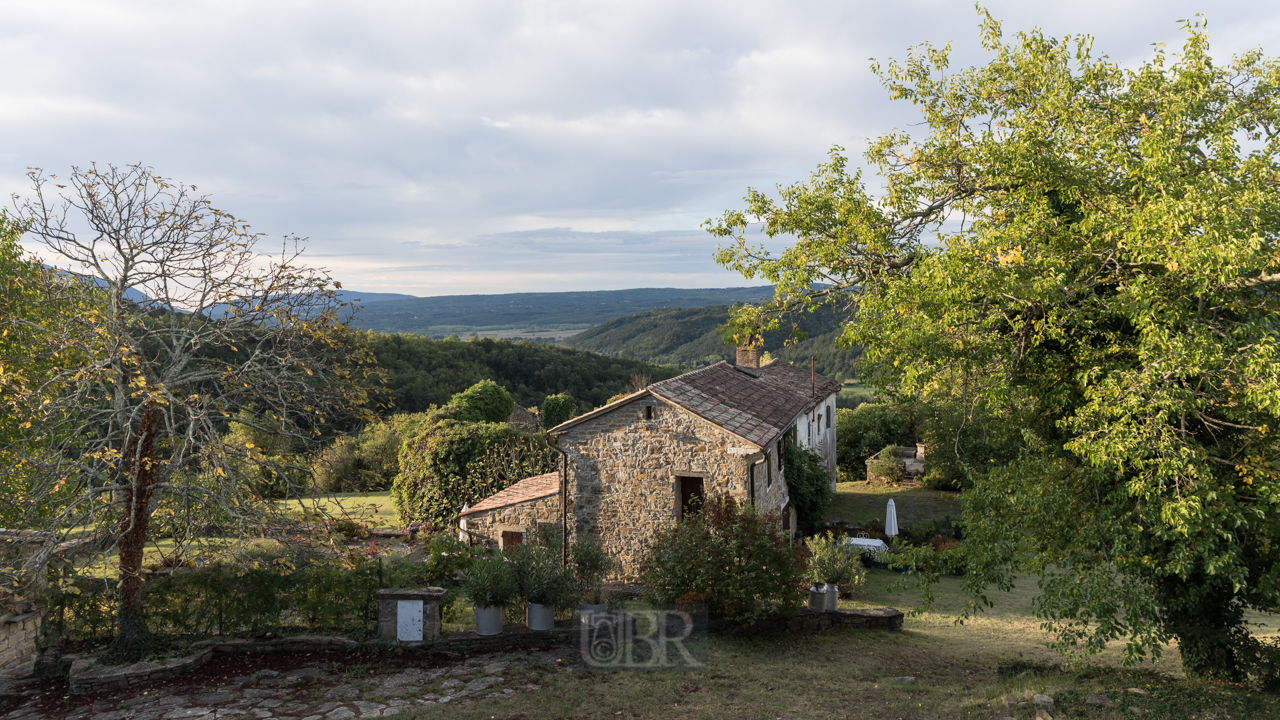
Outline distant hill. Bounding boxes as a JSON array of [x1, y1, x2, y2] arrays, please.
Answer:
[[564, 305, 862, 380], [369, 333, 679, 415], [347, 286, 774, 336], [336, 290, 417, 304]]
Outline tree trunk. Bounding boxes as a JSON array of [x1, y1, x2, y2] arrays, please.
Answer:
[[110, 405, 160, 662]]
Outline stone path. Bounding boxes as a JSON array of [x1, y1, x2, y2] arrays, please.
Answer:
[[0, 649, 573, 720]]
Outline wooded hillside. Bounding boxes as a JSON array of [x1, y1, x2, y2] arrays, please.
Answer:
[[369, 333, 679, 414], [563, 305, 861, 379]]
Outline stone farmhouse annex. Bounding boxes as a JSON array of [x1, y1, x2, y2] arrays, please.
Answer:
[[459, 349, 841, 579]]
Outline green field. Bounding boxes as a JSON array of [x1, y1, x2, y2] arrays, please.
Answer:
[[828, 481, 963, 528]]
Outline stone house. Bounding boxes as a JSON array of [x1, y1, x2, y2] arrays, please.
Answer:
[[458, 350, 841, 578]]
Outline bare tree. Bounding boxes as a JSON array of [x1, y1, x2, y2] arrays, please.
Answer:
[[2, 164, 379, 660]]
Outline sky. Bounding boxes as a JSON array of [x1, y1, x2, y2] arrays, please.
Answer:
[[4, 1, 1280, 297]]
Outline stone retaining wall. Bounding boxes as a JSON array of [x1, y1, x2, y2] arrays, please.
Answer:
[[0, 612, 41, 670], [69, 649, 212, 693]]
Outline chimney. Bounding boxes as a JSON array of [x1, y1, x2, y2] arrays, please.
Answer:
[[736, 346, 761, 369]]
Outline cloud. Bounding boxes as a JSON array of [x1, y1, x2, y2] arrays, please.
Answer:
[[3, 0, 1278, 294]]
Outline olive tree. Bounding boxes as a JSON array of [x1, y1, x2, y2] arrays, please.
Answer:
[[708, 15, 1280, 680], [3, 164, 379, 660]]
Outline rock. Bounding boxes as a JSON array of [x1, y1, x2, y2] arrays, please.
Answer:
[[891, 676, 915, 684], [194, 692, 237, 704], [325, 684, 359, 699], [1127, 687, 1148, 695], [482, 661, 509, 674], [163, 709, 214, 719], [286, 667, 325, 678], [1086, 694, 1115, 707], [324, 709, 356, 720], [1129, 708, 1145, 715], [1002, 696, 1016, 707], [1035, 709, 1053, 720], [441, 679, 463, 689], [463, 676, 504, 692], [1034, 694, 1054, 708], [354, 701, 386, 718]]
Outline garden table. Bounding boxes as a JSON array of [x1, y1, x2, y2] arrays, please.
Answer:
[[843, 536, 891, 562]]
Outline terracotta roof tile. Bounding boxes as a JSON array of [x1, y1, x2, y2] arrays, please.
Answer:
[[459, 472, 559, 516], [756, 360, 843, 411]]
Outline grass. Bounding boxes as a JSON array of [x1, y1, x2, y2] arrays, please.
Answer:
[[827, 481, 963, 528], [400, 569, 1280, 719], [281, 490, 400, 529], [838, 381, 878, 409]]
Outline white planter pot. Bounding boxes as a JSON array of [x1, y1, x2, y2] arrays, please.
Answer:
[[526, 602, 556, 631], [474, 605, 504, 636], [579, 602, 608, 618], [807, 586, 826, 612], [824, 583, 840, 612]]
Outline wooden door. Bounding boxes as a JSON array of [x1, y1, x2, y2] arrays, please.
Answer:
[[501, 530, 524, 549]]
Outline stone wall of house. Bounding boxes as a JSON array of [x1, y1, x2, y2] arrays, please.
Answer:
[[559, 396, 789, 581], [461, 494, 561, 548]]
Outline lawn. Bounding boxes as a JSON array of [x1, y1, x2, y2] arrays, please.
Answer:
[[828, 480, 963, 529], [281, 490, 400, 529], [400, 569, 1280, 720]]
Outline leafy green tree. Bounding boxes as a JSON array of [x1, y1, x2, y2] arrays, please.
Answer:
[[540, 393, 576, 429], [448, 379, 514, 423], [709, 15, 1280, 680], [834, 404, 914, 480], [311, 412, 430, 493]]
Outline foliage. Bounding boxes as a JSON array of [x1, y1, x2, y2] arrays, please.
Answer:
[[783, 442, 834, 532], [710, 14, 1280, 680], [390, 395, 557, 529], [570, 539, 613, 605], [419, 530, 478, 581], [540, 393, 577, 429], [4, 164, 381, 661], [462, 553, 519, 609], [639, 497, 806, 622], [448, 379, 514, 424], [865, 445, 906, 485], [40, 546, 458, 645], [803, 532, 866, 587], [368, 333, 678, 414], [565, 305, 861, 379], [834, 404, 914, 479], [311, 412, 430, 493], [510, 541, 574, 609]]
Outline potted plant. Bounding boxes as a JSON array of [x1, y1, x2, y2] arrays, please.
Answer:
[[571, 539, 613, 614], [462, 554, 518, 636], [512, 544, 573, 631], [804, 532, 864, 612]]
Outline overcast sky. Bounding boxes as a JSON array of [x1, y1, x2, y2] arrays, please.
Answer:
[[5, 1, 1279, 296]]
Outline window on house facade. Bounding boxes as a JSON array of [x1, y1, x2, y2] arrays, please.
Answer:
[[644, 406, 654, 420], [677, 476, 705, 519], [766, 453, 773, 487], [500, 530, 524, 550], [826, 405, 832, 429]]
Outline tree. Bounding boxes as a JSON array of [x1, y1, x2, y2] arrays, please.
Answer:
[[540, 393, 576, 429], [3, 164, 379, 660], [708, 14, 1280, 680]]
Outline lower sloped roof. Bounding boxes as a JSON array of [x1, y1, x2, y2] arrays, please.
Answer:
[[459, 472, 559, 516]]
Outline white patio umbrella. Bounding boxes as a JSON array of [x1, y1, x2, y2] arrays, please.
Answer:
[[885, 499, 899, 537]]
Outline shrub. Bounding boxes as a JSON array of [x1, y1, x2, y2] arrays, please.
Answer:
[[449, 379, 514, 424], [866, 445, 905, 484], [312, 412, 430, 493], [391, 417, 555, 528], [804, 532, 866, 588], [783, 442, 834, 532], [570, 539, 613, 605], [40, 546, 461, 646], [462, 553, 519, 609], [639, 497, 805, 622], [835, 403, 913, 480], [510, 543, 573, 609], [540, 393, 577, 429]]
